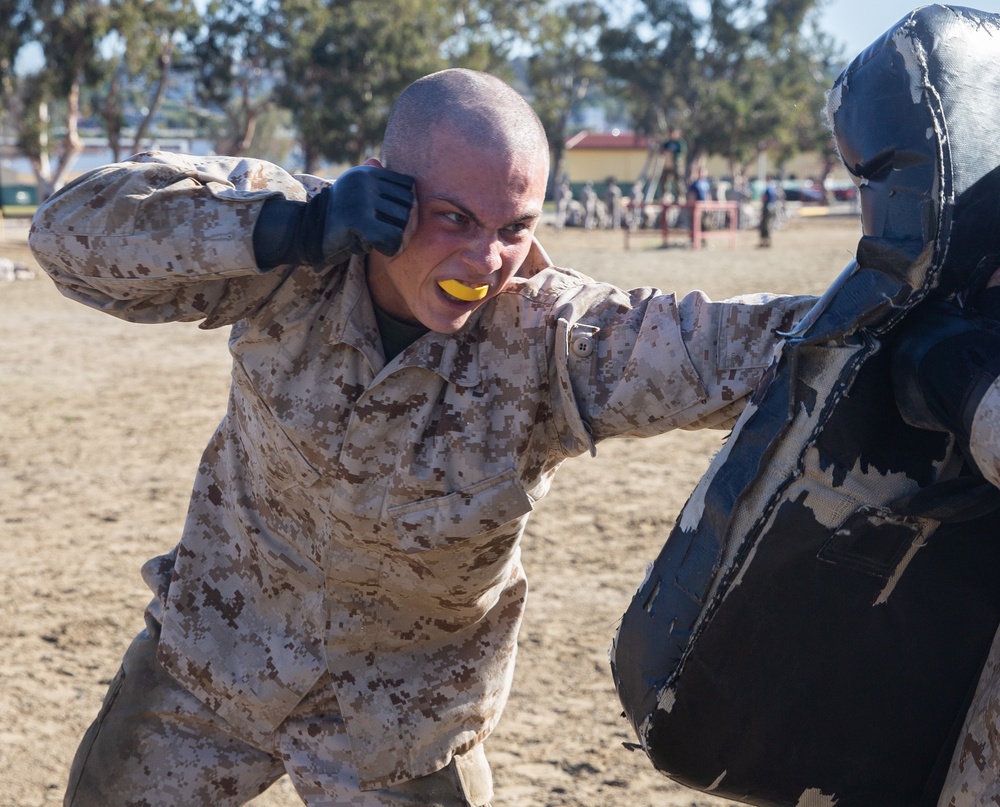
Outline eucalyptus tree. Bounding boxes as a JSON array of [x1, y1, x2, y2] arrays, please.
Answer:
[[0, 0, 33, 101], [525, 0, 608, 199], [15, 0, 112, 196], [184, 0, 282, 158], [599, 0, 700, 146], [599, 0, 837, 183], [767, 23, 844, 191], [98, 0, 200, 162], [0, 0, 32, 196], [273, 0, 433, 172], [272, 0, 538, 173]]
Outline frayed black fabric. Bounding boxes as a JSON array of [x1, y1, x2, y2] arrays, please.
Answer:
[[612, 7, 1000, 805]]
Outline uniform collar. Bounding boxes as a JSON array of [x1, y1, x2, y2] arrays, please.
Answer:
[[326, 239, 552, 387], [329, 255, 483, 388]]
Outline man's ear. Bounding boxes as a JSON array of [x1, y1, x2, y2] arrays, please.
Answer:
[[364, 157, 382, 168]]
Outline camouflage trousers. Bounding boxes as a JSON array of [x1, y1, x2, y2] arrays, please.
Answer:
[[64, 613, 493, 807], [938, 624, 1000, 807]]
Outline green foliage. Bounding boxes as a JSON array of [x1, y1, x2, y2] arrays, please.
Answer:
[[96, 0, 200, 160], [33, 0, 110, 97], [273, 0, 435, 169], [13, 73, 46, 162], [183, 0, 282, 156], [3, 0, 845, 191], [599, 0, 841, 178], [0, 0, 33, 101], [526, 0, 607, 195], [270, 0, 537, 170]]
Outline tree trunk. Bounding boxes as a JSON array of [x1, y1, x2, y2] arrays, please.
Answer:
[[549, 146, 567, 201], [131, 48, 173, 154], [102, 63, 124, 163], [301, 143, 318, 175], [30, 100, 53, 199], [546, 101, 572, 200], [51, 79, 84, 191]]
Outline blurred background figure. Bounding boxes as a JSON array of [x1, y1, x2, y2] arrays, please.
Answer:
[[605, 177, 623, 230], [758, 178, 781, 248], [554, 176, 574, 231]]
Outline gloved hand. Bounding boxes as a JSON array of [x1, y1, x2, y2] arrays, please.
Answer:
[[890, 297, 1000, 440], [253, 164, 415, 270]]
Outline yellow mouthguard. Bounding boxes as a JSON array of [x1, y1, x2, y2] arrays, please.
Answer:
[[438, 279, 489, 301]]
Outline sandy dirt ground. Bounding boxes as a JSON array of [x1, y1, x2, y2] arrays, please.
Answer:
[[0, 210, 862, 807]]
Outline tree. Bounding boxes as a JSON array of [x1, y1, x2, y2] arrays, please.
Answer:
[[273, 0, 430, 171], [599, 0, 700, 142], [184, 0, 279, 157], [525, 0, 607, 199], [768, 22, 844, 196], [18, 0, 111, 197], [272, 0, 537, 172], [96, 0, 199, 163], [0, 0, 33, 102], [600, 0, 836, 185]]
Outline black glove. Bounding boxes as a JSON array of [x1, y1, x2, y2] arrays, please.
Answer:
[[890, 297, 1000, 441], [253, 165, 414, 270]]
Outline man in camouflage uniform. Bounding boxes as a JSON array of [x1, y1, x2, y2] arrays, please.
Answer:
[[29, 69, 811, 806]]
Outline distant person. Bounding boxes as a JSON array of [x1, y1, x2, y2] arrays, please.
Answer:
[[554, 177, 573, 231], [659, 127, 687, 199], [687, 166, 712, 241], [758, 179, 780, 248], [630, 178, 646, 228], [605, 177, 623, 230], [687, 167, 710, 202], [729, 177, 752, 230], [581, 180, 599, 230]]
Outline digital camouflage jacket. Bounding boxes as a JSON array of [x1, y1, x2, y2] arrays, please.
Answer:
[[29, 151, 810, 788]]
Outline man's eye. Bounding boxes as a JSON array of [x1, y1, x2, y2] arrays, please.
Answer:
[[443, 211, 467, 224], [504, 222, 529, 236]]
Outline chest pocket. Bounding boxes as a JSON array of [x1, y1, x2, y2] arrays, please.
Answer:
[[232, 363, 322, 494], [388, 468, 534, 553]]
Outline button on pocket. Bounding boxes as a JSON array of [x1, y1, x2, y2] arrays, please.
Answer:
[[571, 334, 594, 358]]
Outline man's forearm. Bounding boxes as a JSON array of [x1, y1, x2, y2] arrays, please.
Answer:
[[29, 153, 297, 325]]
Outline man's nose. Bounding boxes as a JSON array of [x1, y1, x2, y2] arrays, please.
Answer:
[[464, 234, 503, 275]]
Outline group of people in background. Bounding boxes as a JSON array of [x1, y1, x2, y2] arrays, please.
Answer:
[[554, 175, 626, 231], [554, 163, 786, 247], [554, 124, 790, 241]]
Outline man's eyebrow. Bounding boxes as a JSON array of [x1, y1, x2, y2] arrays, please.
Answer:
[[509, 210, 542, 224], [431, 193, 541, 228]]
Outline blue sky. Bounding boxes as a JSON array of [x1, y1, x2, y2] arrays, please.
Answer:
[[819, 0, 1000, 65]]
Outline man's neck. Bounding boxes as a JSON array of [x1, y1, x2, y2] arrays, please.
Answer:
[[372, 303, 429, 362]]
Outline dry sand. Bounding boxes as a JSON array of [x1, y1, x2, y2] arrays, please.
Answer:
[[0, 211, 862, 807]]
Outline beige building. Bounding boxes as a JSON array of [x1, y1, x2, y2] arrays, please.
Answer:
[[562, 130, 848, 187], [562, 130, 655, 185]]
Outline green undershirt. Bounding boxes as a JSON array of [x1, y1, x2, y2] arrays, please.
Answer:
[[373, 304, 430, 362]]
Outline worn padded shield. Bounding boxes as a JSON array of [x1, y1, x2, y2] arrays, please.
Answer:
[[611, 7, 1000, 806]]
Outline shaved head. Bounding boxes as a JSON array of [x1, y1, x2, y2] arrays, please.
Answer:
[[381, 69, 549, 180]]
